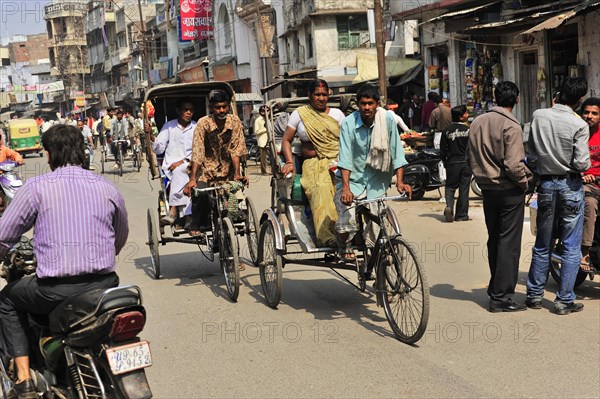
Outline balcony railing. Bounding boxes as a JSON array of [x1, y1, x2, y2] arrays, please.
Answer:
[[52, 34, 87, 47], [44, 2, 87, 19]]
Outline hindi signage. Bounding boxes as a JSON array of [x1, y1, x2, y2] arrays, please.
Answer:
[[180, 0, 213, 41]]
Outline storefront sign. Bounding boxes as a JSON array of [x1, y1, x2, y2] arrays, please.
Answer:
[[213, 63, 236, 82], [257, 12, 276, 58], [180, 0, 213, 41], [75, 97, 86, 107], [179, 66, 206, 83]]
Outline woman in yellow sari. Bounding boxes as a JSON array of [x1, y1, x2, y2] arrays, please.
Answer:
[[281, 79, 345, 248]]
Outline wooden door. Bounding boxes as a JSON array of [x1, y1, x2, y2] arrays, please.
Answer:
[[519, 51, 538, 123]]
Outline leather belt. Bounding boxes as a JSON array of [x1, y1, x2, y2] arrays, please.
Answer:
[[539, 173, 580, 180]]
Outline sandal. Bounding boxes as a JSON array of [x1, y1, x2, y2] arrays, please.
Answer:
[[580, 255, 592, 272], [339, 243, 356, 263], [189, 230, 203, 237]]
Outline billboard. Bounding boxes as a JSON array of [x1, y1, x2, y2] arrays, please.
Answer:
[[180, 0, 213, 41]]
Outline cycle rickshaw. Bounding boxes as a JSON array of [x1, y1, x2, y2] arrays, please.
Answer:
[[99, 135, 142, 176], [144, 82, 260, 302], [256, 95, 430, 343]]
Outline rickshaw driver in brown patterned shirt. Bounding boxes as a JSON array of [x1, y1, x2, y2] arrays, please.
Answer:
[[183, 89, 247, 237]]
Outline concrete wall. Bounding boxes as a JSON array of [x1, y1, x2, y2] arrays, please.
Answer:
[[313, 15, 376, 75], [583, 13, 600, 98]]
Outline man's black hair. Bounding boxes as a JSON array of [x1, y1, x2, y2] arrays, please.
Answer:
[[176, 97, 194, 110], [116, 109, 124, 115], [558, 77, 588, 106], [451, 105, 467, 122], [208, 89, 231, 104], [356, 84, 380, 102], [41, 124, 85, 170], [428, 92, 439, 102], [494, 81, 519, 108], [581, 97, 600, 110]]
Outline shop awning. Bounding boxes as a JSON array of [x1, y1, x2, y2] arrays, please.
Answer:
[[422, 1, 502, 24], [352, 53, 422, 85], [465, 10, 557, 30], [283, 68, 318, 78], [517, 0, 600, 36]]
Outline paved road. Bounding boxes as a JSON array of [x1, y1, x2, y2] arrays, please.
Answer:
[[19, 155, 600, 398]]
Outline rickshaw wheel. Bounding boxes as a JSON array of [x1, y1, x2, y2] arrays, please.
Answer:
[[220, 217, 240, 302], [245, 197, 260, 266], [258, 221, 282, 308], [377, 238, 429, 344], [147, 208, 161, 279]]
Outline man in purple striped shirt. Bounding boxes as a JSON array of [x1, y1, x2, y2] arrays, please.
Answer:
[[0, 124, 128, 398]]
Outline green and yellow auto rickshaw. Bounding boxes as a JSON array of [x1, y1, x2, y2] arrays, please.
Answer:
[[7, 119, 43, 157]]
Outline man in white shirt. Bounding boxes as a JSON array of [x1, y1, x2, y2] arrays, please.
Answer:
[[77, 118, 95, 170], [254, 106, 269, 174], [150, 98, 196, 225]]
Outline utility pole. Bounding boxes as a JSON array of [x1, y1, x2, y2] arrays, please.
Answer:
[[374, 0, 387, 104], [137, 0, 152, 92], [137, 0, 159, 178]]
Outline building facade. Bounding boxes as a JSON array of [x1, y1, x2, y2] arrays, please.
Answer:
[[44, 0, 90, 114], [393, 0, 600, 123]]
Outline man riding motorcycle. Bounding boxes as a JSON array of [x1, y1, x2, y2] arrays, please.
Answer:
[[0, 124, 129, 398], [0, 131, 24, 212]]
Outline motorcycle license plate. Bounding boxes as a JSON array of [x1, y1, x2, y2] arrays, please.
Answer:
[[106, 341, 152, 375]]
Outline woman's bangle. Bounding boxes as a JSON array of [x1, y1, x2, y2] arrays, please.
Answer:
[[285, 161, 294, 165]]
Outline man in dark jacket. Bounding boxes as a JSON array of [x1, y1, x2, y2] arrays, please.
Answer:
[[469, 81, 531, 313], [440, 104, 470, 222]]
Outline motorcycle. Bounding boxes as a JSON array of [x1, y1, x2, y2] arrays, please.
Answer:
[[529, 184, 598, 289], [470, 176, 483, 198], [0, 237, 153, 398], [402, 148, 444, 200], [0, 161, 23, 216]]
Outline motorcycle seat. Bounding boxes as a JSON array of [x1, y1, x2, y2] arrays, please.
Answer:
[[49, 288, 141, 335], [422, 148, 440, 156]]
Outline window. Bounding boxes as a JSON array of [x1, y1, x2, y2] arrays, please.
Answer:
[[336, 14, 370, 50], [219, 4, 232, 48], [305, 25, 313, 59]]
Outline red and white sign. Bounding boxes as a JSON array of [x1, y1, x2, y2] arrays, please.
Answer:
[[180, 0, 213, 41]]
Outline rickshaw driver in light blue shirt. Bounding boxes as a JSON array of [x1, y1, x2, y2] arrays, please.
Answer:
[[336, 100, 408, 200], [335, 84, 411, 255]]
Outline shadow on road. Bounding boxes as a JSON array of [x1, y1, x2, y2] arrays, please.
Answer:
[[240, 266, 405, 342], [135, 253, 235, 301]]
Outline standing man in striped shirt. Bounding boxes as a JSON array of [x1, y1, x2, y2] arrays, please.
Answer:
[[0, 124, 128, 398]]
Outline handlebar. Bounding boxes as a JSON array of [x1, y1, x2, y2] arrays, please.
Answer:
[[354, 193, 408, 205], [192, 181, 244, 197]]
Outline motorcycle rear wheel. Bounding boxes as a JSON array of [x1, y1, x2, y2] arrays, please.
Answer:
[[403, 175, 425, 200], [549, 241, 588, 288]]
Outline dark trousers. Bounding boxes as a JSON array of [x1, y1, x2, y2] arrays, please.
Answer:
[[110, 140, 129, 163], [259, 147, 268, 174], [482, 188, 525, 306], [190, 181, 217, 231], [445, 162, 471, 220], [0, 273, 119, 357]]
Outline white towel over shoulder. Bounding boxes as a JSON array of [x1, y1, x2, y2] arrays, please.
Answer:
[[366, 107, 390, 172]]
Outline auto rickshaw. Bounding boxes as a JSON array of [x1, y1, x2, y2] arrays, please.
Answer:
[[7, 119, 43, 157]]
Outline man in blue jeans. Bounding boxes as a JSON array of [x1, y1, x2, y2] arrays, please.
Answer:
[[527, 77, 590, 315]]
